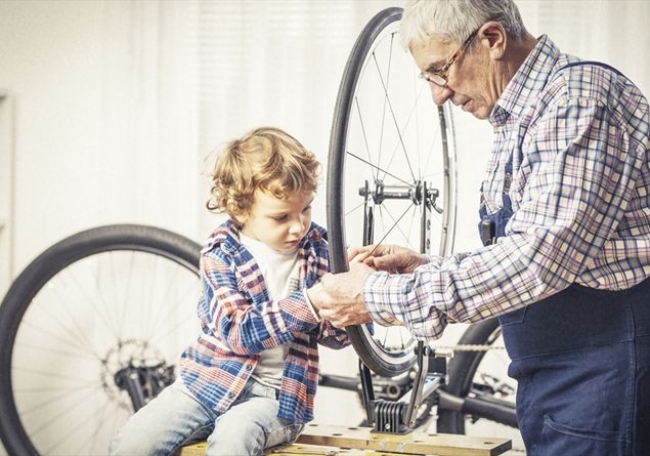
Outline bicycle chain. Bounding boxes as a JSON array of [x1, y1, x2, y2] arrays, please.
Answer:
[[432, 344, 506, 353]]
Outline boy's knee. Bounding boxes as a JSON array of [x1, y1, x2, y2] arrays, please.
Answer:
[[207, 422, 265, 456]]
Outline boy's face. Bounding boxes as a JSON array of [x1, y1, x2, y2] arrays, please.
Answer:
[[240, 189, 314, 251]]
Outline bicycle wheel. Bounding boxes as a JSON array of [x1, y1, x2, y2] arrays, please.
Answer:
[[0, 224, 201, 456], [437, 318, 523, 451], [328, 6, 457, 377]]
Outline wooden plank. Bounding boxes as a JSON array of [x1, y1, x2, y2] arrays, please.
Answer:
[[178, 441, 207, 456], [268, 445, 423, 455], [296, 424, 511, 456], [178, 424, 512, 456]]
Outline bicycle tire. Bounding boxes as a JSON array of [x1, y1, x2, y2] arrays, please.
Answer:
[[328, 6, 458, 377], [0, 224, 201, 456]]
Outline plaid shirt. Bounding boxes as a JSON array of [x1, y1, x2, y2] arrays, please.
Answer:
[[180, 220, 349, 423], [364, 35, 650, 340]]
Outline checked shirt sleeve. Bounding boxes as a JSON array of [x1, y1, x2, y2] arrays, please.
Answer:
[[200, 251, 320, 356], [363, 91, 648, 341]]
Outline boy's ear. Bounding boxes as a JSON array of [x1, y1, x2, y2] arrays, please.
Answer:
[[233, 213, 247, 228], [228, 203, 247, 228]]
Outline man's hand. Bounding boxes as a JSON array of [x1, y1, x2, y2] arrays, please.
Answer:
[[307, 262, 374, 328], [348, 244, 427, 274]]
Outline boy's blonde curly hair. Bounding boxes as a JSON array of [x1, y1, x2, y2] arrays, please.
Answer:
[[207, 127, 320, 226]]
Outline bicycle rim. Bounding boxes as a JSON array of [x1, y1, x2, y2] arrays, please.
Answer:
[[327, 7, 458, 377], [0, 224, 201, 456]]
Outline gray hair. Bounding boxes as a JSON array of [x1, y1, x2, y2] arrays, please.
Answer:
[[399, 0, 527, 49]]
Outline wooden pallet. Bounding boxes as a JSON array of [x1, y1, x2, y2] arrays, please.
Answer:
[[179, 423, 511, 456]]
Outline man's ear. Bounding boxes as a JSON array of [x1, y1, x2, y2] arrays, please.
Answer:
[[478, 21, 507, 60]]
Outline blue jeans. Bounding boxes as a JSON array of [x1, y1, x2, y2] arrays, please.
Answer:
[[109, 377, 304, 456], [500, 278, 650, 455]]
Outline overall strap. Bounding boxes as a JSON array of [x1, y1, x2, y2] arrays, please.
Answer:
[[554, 60, 625, 77]]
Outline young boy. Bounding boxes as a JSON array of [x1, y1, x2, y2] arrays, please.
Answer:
[[110, 126, 350, 455]]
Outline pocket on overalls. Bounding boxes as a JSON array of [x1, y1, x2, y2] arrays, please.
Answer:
[[498, 306, 527, 326], [541, 414, 628, 456], [498, 307, 527, 363]]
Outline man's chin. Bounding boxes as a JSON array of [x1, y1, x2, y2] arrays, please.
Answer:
[[459, 100, 486, 119], [469, 105, 490, 120]]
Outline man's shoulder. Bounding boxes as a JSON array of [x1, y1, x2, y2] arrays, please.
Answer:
[[541, 58, 648, 131]]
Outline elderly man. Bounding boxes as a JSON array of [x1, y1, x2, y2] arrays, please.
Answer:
[[307, 0, 650, 454]]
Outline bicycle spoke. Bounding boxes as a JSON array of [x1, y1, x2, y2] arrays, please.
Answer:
[[0, 225, 201, 455]]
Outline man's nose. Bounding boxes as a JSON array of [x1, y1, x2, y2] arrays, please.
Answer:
[[430, 84, 453, 106]]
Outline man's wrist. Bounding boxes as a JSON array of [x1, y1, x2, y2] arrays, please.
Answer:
[[303, 287, 321, 322]]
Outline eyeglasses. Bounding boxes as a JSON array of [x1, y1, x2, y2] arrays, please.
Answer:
[[418, 28, 479, 87]]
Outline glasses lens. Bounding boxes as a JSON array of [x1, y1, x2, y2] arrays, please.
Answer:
[[419, 72, 446, 87]]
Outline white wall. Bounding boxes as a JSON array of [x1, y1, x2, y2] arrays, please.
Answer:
[[1, 0, 648, 289], [0, 1, 201, 286], [0, 1, 648, 454]]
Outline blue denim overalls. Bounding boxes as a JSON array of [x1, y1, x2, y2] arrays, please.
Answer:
[[479, 62, 650, 456]]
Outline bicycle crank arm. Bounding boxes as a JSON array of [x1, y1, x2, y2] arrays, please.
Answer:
[[398, 343, 446, 429], [436, 389, 518, 428]]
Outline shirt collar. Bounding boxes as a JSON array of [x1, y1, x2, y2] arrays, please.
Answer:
[[490, 35, 562, 126]]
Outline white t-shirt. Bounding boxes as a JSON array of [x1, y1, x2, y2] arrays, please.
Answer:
[[239, 234, 299, 389]]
